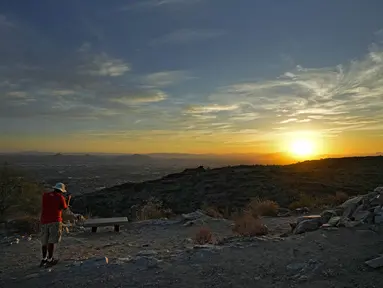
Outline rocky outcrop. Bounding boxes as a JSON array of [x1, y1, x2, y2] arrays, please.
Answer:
[[291, 187, 383, 234]]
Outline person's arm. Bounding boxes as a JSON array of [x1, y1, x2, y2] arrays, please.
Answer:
[[60, 194, 68, 210], [67, 194, 72, 206]]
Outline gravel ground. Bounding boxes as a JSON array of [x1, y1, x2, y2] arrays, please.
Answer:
[[1, 218, 383, 288]]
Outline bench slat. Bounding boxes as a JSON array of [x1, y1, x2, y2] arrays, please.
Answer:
[[83, 217, 129, 227]]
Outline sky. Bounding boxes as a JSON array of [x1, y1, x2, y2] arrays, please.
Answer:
[[1, 0, 383, 156]]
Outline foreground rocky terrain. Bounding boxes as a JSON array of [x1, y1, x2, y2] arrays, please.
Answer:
[[1, 213, 383, 288], [72, 156, 383, 217], [2, 157, 383, 287]]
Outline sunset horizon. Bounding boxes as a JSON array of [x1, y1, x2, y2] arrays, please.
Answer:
[[2, 1, 383, 159]]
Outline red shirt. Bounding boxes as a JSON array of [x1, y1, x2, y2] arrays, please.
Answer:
[[40, 191, 68, 224]]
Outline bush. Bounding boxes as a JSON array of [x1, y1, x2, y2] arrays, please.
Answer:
[[6, 215, 40, 234], [194, 227, 214, 244], [289, 192, 350, 210], [136, 197, 173, 220], [334, 191, 349, 205], [232, 210, 268, 236], [0, 164, 42, 221], [201, 204, 223, 218], [247, 198, 279, 217]]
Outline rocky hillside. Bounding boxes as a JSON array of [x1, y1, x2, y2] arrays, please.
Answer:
[[71, 156, 383, 218]]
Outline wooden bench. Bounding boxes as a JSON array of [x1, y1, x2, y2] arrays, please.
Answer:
[[83, 217, 129, 233]]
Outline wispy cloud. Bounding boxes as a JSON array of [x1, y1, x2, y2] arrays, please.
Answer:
[[141, 70, 193, 88], [183, 42, 383, 138], [186, 104, 239, 114], [78, 52, 130, 77], [150, 29, 225, 45], [110, 91, 168, 105]]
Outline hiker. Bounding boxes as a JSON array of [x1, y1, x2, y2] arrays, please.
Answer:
[[39, 182, 71, 267]]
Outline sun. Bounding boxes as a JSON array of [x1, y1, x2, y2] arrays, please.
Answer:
[[289, 138, 315, 158]]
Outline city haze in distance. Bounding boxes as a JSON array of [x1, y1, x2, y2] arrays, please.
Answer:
[[1, 1, 383, 162]]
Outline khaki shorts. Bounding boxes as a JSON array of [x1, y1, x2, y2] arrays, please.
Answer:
[[40, 222, 63, 245]]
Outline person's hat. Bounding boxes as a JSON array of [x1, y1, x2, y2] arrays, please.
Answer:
[[52, 182, 67, 193]]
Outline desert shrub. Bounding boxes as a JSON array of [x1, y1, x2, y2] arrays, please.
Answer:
[[232, 210, 268, 236], [334, 191, 349, 205], [0, 164, 42, 221], [201, 203, 223, 218], [289, 191, 350, 210], [136, 197, 173, 220], [247, 198, 279, 217], [6, 215, 40, 234], [288, 193, 325, 210], [194, 226, 214, 244]]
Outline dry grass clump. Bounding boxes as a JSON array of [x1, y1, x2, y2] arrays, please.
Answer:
[[247, 198, 279, 217], [201, 204, 223, 218], [232, 210, 268, 236], [136, 198, 173, 220], [289, 191, 350, 210], [334, 191, 349, 205], [194, 226, 215, 245], [5, 216, 40, 234]]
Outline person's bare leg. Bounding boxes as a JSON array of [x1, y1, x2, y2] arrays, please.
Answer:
[[47, 243, 54, 259], [42, 245, 47, 259]]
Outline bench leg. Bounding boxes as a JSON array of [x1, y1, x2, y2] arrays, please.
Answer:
[[114, 225, 120, 232], [92, 227, 97, 233]]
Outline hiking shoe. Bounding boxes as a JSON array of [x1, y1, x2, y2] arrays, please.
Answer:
[[39, 259, 47, 268], [45, 258, 59, 267]]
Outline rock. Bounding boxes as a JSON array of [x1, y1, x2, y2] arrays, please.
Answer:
[[116, 255, 161, 269], [340, 196, 364, 218], [365, 256, 383, 268], [193, 244, 222, 250], [133, 256, 161, 269], [295, 207, 310, 214], [297, 215, 322, 224], [320, 210, 337, 223], [136, 250, 158, 256], [181, 210, 209, 221], [373, 187, 383, 193], [352, 210, 372, 222], [294, 219, 321, 234], [327, 216, 341, 226], [117, 256, 133, 263], [183, 221, 194, 227], [340, 196, 364, 209], [81, 256, 109, 267], [344, 220, 362, 228], [277, 208, 292, 217], [374, 213, 383, 224]]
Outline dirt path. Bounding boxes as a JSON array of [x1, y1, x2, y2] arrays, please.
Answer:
[[1, 218, 383, 288]]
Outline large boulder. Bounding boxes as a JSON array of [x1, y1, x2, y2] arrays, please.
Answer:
[[340, 196, 364, 218], [320, 210, 337, 223], [294, 218, 322, 234], [327, 216, 341, 226]]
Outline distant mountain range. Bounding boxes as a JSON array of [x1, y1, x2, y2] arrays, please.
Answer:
[[0, 151, 381, 166]]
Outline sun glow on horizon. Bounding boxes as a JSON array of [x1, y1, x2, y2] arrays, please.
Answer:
[[289, 138, 316, 158]]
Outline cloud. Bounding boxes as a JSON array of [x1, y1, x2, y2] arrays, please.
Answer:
[[186, 104, 239, 114], [183, 42, 383, 138], [110, 91, 168, 105], [77, 52, 130, 77], [7, 91, 27, 98], [151, 29, 225, 45], [141, 70, 193, 88]]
